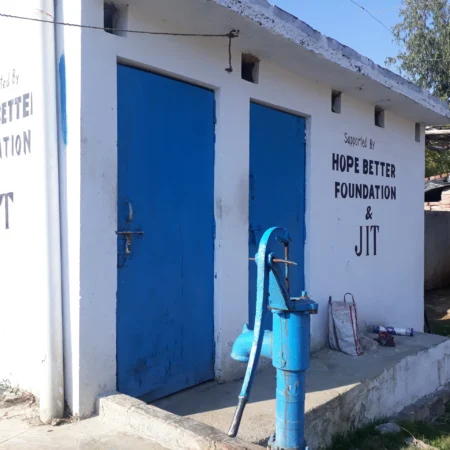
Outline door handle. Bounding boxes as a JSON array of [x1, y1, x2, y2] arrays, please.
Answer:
[[126, 201, 133, 223]]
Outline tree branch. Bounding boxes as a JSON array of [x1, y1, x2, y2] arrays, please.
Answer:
[[426, 143, 450, 153]]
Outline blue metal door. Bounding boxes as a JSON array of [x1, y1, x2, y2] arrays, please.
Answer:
[[117, 65, 215, 401], [248, 103, 306, 330]]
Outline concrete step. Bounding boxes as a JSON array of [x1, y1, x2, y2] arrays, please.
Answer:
[[150, 333, 450, 449], [98, 394, 262, 450]]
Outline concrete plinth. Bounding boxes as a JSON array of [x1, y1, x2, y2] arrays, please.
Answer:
[[153, 333, 450, 449]]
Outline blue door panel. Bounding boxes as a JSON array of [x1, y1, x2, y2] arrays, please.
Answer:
[[249, 103, 306, 330], [117, 65, 215, 401]]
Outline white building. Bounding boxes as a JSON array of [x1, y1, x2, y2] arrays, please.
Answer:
[[0, 0, 449, 421]]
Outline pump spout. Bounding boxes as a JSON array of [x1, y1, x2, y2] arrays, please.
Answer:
[[231, 324, 273, 363]]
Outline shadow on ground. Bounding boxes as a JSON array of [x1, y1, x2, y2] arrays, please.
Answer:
[[152, 332, 447, 419], [148, 288, 450, 448], [150, 288, 450, 422]]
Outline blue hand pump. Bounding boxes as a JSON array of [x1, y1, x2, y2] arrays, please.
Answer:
[[228, 227, 318, 450]]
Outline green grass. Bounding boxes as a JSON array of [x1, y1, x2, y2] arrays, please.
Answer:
[[328, 408, 450, 449], [430, 321, 450, 338]]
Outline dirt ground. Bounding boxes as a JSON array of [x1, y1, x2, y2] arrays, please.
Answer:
[[425, 287, 450, 336], [0, 382, 40, 425]]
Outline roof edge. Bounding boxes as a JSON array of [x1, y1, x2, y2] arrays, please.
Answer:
[[212, 0, 450, 121]]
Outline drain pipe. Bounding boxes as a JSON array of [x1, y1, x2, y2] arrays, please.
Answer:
[[39, 0, 64, 424]]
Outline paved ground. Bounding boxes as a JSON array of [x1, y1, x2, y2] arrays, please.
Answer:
[[153, 333, 448, 447], [0, 395, 166, 450], [0, 415, 167, 449]]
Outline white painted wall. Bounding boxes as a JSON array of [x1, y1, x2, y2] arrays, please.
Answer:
[[0, 1, 61, 396], [67, 0, 424, 416], [308, 103, 425, 347]]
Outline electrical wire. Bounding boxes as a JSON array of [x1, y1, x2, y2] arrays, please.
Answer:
[[348, 0, 450, 63], [349, 0, 396, 36], [0, 12, 237, 37], [0, 12, 239, 72], [1, 7, 446, 67]]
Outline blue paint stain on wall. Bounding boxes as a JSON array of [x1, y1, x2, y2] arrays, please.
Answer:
[[59, 54, 68, 145]]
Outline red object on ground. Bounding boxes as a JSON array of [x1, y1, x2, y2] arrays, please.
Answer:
[[375, 331, 395, 347]]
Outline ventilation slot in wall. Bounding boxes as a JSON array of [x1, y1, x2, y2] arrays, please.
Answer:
[[331, 91, 342, 114], [104, 2, 128, 37], [241, 54, 260, 84], [375, 107, 385, 128], [415, 123, 421, 143]]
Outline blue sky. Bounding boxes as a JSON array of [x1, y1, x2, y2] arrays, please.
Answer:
[[272, 0, 403, 69]]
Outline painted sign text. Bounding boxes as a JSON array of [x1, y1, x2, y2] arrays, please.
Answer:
[[0, 192, 13, 230], [0, 91, 33, 159]]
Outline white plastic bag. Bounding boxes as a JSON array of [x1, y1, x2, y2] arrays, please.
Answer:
[[328, 293, 363, 356]]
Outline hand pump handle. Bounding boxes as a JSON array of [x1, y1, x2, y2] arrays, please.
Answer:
[[227, 227, 289, 437]]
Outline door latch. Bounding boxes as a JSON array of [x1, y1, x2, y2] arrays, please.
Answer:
[[116, 231, 144, 255]]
